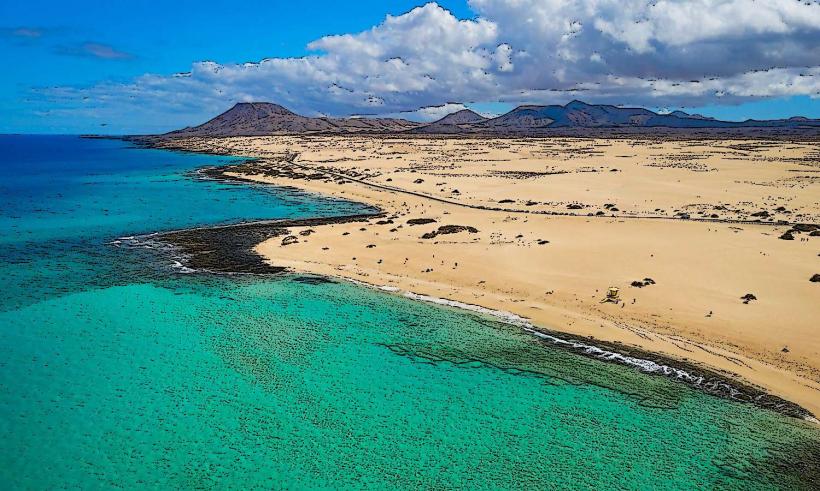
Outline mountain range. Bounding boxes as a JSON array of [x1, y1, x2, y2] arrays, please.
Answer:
[[164, 100, 820, 137], [165, 102, 420, 136]]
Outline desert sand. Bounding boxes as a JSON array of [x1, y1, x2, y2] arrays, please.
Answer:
[[159, 135, 820, 416]]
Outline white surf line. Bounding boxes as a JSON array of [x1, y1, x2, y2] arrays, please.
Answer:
[[343, 278, 709, 383], [112, 232, 202, 273], [332, 275, 814, 420], [401, 292, 706, 383]]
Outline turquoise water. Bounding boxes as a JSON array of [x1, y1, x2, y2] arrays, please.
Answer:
[[1, 135, 818, 489]]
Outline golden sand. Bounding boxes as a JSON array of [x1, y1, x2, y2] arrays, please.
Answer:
[[162, 135, 820, 415]]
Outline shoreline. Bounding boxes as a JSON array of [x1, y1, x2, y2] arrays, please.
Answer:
[[156, 142, 815, 229], [356, 275, 818, 421], [144, 161, 817, 421], [142, 213, 383, 274]]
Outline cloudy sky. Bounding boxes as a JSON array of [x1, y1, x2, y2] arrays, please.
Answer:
[[2, 0, 819, 133]]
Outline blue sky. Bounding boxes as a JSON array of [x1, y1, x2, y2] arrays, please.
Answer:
[[1, 0, 471, 132], [2, 0, 819, 133]]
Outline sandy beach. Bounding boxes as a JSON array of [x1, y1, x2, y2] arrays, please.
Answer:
[[157, 134, 820, 416]]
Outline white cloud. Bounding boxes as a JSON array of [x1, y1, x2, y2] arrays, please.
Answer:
[[469, 0, 820, 81], [492, 43, 514, 72], [36, 1, 820, 131], [351, 103, 471, 122]]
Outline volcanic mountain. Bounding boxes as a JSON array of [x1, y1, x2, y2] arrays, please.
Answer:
[[165, 102, 420, 136], [473, 100, 735, 131], [469, 100, 820, 133], [163, 100, 820, 137], [410, 109, 488, 134], [668, 110, 714, 120]]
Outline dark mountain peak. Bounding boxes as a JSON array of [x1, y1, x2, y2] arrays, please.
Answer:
[[408, 108, 487, 133], [227, 102, 295, 116], [565, 99, 591, 109], [669, 110, 714, 120], [435, 109, 487, 125]]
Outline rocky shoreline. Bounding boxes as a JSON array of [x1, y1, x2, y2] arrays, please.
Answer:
[[155, 213, 382, 274]]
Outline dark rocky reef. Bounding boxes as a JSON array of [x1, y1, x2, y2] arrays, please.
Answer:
[[155, 214, 381, 274]]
